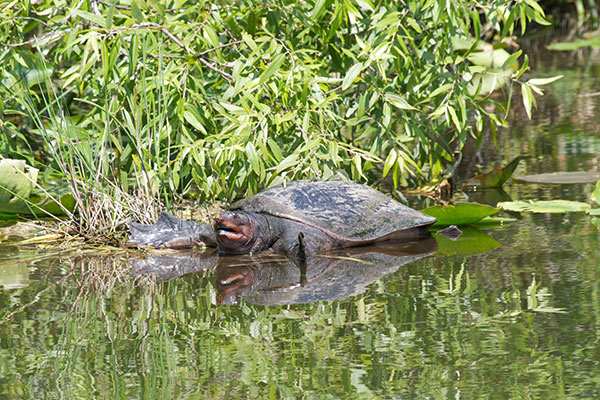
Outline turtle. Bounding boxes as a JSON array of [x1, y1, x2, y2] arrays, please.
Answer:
[[128, 180, 437, 258]]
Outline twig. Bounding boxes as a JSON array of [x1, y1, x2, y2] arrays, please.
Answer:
[[4, 0, 85, 48], [160, 27, 233, 82]]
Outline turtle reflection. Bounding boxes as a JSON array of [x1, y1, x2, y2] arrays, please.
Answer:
[[131, 237, 437, 306]]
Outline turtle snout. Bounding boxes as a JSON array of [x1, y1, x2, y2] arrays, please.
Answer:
[[214, 212, 255, 252]]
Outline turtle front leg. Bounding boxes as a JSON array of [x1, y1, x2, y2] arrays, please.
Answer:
[[128, 212, 217, 249]]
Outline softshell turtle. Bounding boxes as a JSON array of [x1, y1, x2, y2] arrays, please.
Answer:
[[128, 180, 437, 257], [129, 237, 438, 305]]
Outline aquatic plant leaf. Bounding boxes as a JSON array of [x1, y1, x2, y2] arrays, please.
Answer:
[[514, 171, 600, 184], [0, 159, 39, 214], [421, 203, 500, 226], [498, 200, 591, 213], [465, 156, 523, 188], [0, 159, 74, 216], [434, 226, 502, 255]]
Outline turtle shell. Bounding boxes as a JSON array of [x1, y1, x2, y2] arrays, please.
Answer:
[[230, 180, 436, 241]]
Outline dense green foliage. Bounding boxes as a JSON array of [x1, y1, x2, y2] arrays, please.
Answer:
[[0, 0, 548, 227]]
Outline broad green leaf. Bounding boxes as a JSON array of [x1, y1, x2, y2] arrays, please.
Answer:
[[528, 76, 563, 86], [521, 84, 534, 119], [183, 108, 207, 135], [501, 50, 522, 70], [0, 159, 74, 216], [131, 1, 144, 23], [382, 150, 397, 178], [275, 154, 299, 173], [0, 159, 38, 212], [311, 0, 327, 19], [72, 10, 107, 28], [259, 54, 285, 85], [586, 208, 600, 216], [498, 200, 591, 213], [384, 93, 416, 110], [342, 62, 363, 90], [245, 142, 261, 174], [465, 156, 523, 188], [420, 203, 500, 226]]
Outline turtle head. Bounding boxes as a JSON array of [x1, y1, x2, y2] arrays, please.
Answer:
[[214, 211, 262, 254]]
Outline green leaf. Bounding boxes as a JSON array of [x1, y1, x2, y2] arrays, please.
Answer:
[[275, 154, 300, 174], [528, 76, 563, 86], [245, 142, 261, 174], [0, 159, 74, 216], [131, 1, 145, 23], [465, 156, 523, 188], [498, 200, 591, 213], [0, 159, 38, 212], [183, 108, 207, 135], [342, 62, 363, 90], [72, 10, 108, 28], [382, 150, 397, 178], [311, 0, 327, 19], [501, 50, 522, 70], [384, 93, 416, 110], [420, 203, 500, 226], [521, 84, 534, 119], [259, 54, 285, 85]]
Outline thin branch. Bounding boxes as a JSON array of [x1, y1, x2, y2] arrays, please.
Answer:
[[160, 27, 233, 82], [4, 0, 85, 48]]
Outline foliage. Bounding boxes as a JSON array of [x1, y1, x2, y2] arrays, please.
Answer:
[[0, 0, 549, 233]]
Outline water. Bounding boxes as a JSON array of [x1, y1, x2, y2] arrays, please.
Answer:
[[1, 47, 600, 399]]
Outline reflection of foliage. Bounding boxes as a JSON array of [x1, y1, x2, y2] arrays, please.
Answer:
[[0, 218, 598, 399]]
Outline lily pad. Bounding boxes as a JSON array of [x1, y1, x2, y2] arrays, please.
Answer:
[[434, 226, 502, 256], [497, 200, 591, 213], [0, 159, 74, 217], [465, 156, 524, 188], [420, 203, 500, 226], [514, 171, 600, 184]]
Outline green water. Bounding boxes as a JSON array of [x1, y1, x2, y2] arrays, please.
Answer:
[[1, 50, 600, 399]]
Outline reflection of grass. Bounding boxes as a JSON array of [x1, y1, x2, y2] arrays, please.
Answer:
[[0, 236, 595, 398]]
